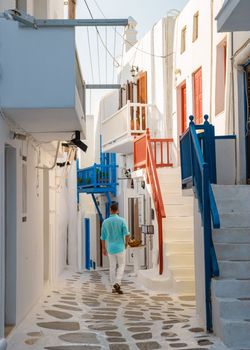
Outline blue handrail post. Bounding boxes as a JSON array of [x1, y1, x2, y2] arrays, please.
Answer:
[[203, 163, 213, 332], [189, 115, 195, 187], [203, 115, 217, 184]]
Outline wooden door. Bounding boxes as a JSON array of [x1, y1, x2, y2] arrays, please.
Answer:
[[193, 68, 203, 124], [181, 82, 187, 133], [137, 72, 148, 130]]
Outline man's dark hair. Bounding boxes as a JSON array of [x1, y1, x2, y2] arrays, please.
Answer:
[[110, 201, 118, 212]]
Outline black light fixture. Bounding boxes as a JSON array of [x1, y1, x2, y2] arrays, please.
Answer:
[[71, 131, 88, 153]]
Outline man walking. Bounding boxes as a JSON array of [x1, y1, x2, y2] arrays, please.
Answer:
[[101, 201, 130, 294]]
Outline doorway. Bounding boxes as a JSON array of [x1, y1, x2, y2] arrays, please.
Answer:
[[4, 145, 17, 337]]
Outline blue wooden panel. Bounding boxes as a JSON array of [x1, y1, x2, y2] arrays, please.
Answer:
[[85, 218, 91, 270]]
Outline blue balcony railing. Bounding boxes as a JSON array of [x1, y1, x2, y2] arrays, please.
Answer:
[[180, 115, 220, 333], [77, 153, 117, 196]]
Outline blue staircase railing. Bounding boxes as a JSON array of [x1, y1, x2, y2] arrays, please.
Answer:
[[180, 115, 220, 333]]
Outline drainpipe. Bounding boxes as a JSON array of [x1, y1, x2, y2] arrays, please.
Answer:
[[0, 339, 7, 350]]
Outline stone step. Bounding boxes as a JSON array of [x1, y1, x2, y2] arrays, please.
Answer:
[[219, 213, 250, 228], [164, 204, 193, 217], [164, 241, 194, 254], [160, 183, 182, 193], [215, 297, 250, 320], [157, 167, 181, 175], [171, 266, 195, 278], [167, 253, 194, 267], [137, 268, 172, 292], [216, 199, 250, 213], [213, 228, 250, 244], [162, 193, 193, 205], [218, 260, 250, 279], [213, 185, 250, 201], [215, 243, 250, 260], [163, 228, 194, 240], [216, 318, 250, 348], [173, 277, 195, 294], [212, 279, 250, 298], [164, 216, 193, 230], [157, 172, 181, 184]]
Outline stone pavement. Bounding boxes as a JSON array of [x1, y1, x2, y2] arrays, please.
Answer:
[[7, 269, 227, 350]]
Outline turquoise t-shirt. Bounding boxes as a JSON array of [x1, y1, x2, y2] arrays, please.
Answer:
[[101, 214, 129, 255]]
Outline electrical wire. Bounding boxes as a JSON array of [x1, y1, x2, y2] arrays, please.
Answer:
[[96, 31, 101, 83], [112, 28, 117, 83], [83, 0, 120, 67], [86, 26, 95, 83], [91, 0, 174, 59]]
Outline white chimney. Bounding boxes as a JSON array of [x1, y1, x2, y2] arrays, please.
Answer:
[[124, 16, 138, 52]]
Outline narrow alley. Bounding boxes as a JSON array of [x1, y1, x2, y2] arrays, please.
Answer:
[[7, 270, 223, 350], [2, 0, 250, 349]]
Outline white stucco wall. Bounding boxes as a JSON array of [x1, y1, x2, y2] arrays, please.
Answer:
[[0, 114, 77, 336]]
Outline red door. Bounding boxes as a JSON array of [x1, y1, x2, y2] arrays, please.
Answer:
[[193, 68, 203, 124], [181, 82, 187, 133]]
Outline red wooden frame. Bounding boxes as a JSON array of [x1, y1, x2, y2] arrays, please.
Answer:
[[134, 129, 174, 275]]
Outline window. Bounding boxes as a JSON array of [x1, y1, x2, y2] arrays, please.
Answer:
[[181, 26, 187, 54], [193, 12, 199, 42], [215, 39, 227, 115]]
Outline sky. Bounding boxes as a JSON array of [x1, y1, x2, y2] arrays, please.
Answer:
[[72, 0, 189, 114]]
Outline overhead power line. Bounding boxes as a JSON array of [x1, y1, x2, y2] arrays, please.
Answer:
[[86, 26, 95, 83], [91, 0, 173, 59], [83, 0, 120, 67]]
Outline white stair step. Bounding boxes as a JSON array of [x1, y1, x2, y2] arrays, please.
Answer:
[[164, 216, 193, 230], [182, 188, 193, 197], [215, 243, 250, 260], [157, 167, 181, 175], [163, 228, 194, 240], [216, 199, 250, 213], [162, 194, 193, 205], [173, 277, 195, 294], [165, 241, 194, 254], [218, 260, 250, 279], [137, 268, 172, 292], [171, 266, 195, 278], [213, 185, 250, 200], [158, 174, 181, 188], [212, 279, 250, 298], [213, 228, 250, 244], [160, 183, 182, 193], [167, 253, 194, 267], [164, 204, 193, 217], [215, 297, 250, 319], [216, 319, 250, 348], [220, 213, 250, 228]]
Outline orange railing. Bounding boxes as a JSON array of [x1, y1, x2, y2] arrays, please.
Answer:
[[134, 129, 174, 275]]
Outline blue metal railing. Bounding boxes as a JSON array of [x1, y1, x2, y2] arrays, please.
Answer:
[[77, 153, 117, 197], [180, 115, 220, 332]]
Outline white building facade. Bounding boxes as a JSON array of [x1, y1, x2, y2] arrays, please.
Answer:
[[0, 0, 85, 339]]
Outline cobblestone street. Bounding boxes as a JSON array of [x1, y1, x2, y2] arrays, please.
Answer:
[[6, 270, 226, 350]]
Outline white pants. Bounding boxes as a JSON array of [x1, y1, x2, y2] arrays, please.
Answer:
[[108, 250, 126, 286]]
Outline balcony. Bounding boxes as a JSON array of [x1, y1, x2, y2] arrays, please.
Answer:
[[102, 101, 155, 154], [0, 18, 85, 142], [216, 0, 250, 32]]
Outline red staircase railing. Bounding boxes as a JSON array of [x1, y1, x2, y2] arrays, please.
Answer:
[[134, 129, 174, 275]]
